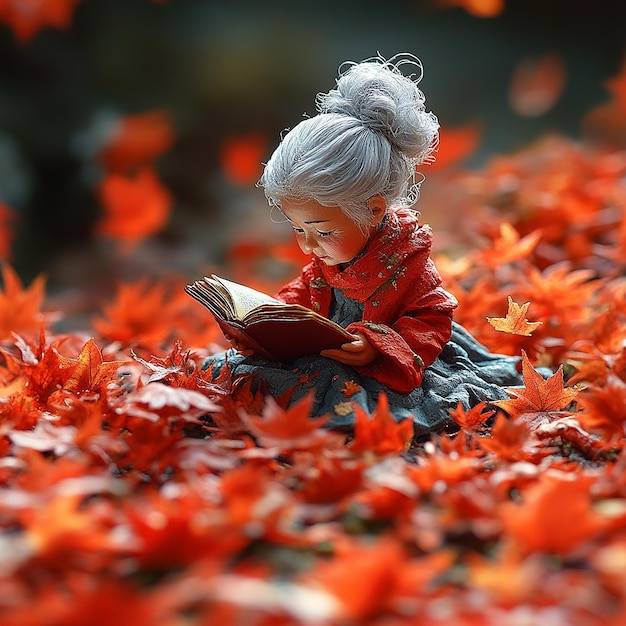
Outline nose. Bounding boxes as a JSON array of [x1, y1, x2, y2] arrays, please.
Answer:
[[302, 231, 318, 252]]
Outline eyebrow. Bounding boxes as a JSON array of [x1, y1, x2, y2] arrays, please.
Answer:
[[284, 216, 329, 225]]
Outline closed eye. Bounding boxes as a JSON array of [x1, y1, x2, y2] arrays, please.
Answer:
[[316, 230, 334, 238]]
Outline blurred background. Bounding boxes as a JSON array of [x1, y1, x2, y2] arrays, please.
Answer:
[[0, 0, 624, 305]]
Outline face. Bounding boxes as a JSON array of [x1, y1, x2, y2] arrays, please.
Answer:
[[280, 198, 384, 266]]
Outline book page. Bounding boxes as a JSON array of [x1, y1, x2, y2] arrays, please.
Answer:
[[209, 275, 282, 320]]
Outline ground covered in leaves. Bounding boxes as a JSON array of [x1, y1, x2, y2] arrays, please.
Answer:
[[0, 135, 624, 625]]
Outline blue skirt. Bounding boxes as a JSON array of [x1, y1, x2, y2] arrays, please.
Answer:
[[202, 322, 523, 435]]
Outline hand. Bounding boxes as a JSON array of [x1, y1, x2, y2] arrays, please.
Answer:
[[320, 332, 378, 367]]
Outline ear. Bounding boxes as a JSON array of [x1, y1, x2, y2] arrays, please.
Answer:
[[368, 195, 387, 228]]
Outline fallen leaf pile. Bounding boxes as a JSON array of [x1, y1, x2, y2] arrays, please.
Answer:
[[0, 131, 624, 625], [0, 8, 626, 620]]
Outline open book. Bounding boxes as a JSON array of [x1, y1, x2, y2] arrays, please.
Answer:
[[184, 274, 355, 361]]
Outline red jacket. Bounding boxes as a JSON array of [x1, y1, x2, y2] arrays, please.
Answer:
[[276, 208, 458, 393]]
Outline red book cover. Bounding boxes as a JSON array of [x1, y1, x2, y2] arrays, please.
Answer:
[[185, 275, 354, 361]]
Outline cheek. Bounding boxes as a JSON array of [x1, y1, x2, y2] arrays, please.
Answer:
[[294, 233, 314, 253], [331, 232, 367, 256]]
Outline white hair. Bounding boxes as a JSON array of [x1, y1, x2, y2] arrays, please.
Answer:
[[258, 53, 439, 229]]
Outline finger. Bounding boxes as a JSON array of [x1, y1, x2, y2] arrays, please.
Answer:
[[320, 348, 346, 359], [340, 340, 364, 352]]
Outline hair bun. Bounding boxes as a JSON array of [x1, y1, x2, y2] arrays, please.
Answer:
[[315, 53, 439, 163]]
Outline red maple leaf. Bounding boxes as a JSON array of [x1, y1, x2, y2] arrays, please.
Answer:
[[508, 53, 567, 118], [130, 341, 213, 392], [220, 131, 268, 186], [0, 0, 81, 43], [240, 392, 332, 449], [93, 279, 189, 353], [408, 436, 485, 493], [219, 461, 295, 543], [492, 351, 579, 427], [124, 491, 246, 571], [98, 110, 175, 173], [428, 123, 482, 170], [348, 394, 413, 455], [95, 168, 172, 253], [120, 381, 219, 423], [0, 201, 15, 259], [0, 578, 159, 626], [7, 326, 76, 404], [583, 58, 626, 149], [293, 452, 364, 504], [534, 415, 613, 460]]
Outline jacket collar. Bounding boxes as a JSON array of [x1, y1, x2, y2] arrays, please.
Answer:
[[315, 208, 425, 301]]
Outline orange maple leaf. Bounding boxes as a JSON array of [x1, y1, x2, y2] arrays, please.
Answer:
[[428, 123, 482, 170], [301, 536, 405, 621], [467, 542, 545, 605], [408, 439, 484, 493], [477, 413, 536, 461], [240, 392, 332, 449], [93, 279, 187, 353], [23, 493, 116, 564], [476, 222, 541, 268], [500, 472, 605, 555], [57, 338, 129, 396], [515, 264, 599, 321], [95, 167, 172, 253], [0, 264, 47, 341], [98, 110, 175, 173], [565, 307, 626, 386], [348, 394, 413, 455], [487, 296, 543, 336], [0, 0, 81, 42], [445, 276, 502, 335], [576, 374, 626, 440], [449, 400, 495, 429], [492, 351, 579, 426]]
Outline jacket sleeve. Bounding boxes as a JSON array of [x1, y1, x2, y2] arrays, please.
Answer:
[[347, 292, 455, 393], [347, 247, 458, 394]]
